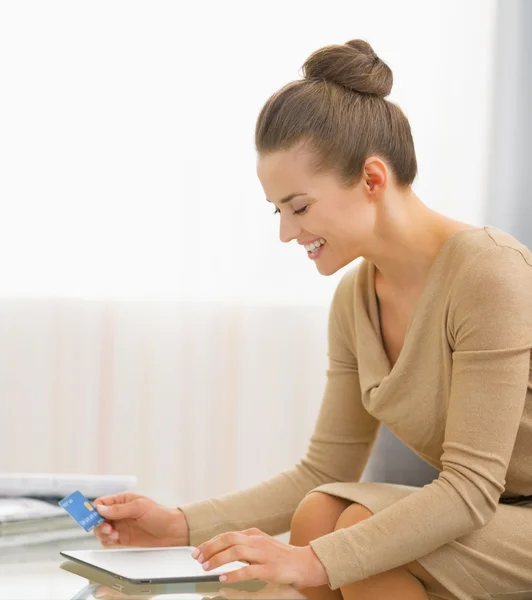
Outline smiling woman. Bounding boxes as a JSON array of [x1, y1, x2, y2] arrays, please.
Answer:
[[92, 36, 532, 600]]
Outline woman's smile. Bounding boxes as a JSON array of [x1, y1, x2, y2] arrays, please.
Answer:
[[298, 237, 326, 260]]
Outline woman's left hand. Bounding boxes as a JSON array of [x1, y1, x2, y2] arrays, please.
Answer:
[[191, 528, 329, 589]]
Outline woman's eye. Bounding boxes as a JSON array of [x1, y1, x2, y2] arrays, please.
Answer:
[[273, 205, 308, 216], [293, 206, 309, 215]]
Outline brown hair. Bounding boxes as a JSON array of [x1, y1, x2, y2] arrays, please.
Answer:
[[255, 39, 417, 188]]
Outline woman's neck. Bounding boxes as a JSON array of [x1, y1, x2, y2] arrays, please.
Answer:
[[364, 193, 474, 292]]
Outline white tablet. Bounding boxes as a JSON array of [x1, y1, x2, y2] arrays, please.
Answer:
[[60, 546, 249, 584]]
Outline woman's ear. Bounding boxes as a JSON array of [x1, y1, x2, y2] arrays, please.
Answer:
[[362, 156, 387, 198]]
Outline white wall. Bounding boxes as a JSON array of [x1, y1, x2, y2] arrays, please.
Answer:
[[0, 0, 496, 306], [0, 1, 497, 506]]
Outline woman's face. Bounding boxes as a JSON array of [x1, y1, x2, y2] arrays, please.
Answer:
[[257, 148, 379, 276]]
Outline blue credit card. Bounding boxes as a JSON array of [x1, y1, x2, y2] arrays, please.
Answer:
[[58, 490, 106, 532]]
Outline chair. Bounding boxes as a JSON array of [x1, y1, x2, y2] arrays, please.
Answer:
[[361, 425, 439, 486]]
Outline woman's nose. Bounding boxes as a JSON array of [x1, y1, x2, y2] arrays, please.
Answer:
[[279, 216, 302, 243]]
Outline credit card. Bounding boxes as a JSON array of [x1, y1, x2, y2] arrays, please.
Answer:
[[58, 490, 105, 532]]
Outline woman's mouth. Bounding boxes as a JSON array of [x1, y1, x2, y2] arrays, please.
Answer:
[[304, 238, 326, 260]]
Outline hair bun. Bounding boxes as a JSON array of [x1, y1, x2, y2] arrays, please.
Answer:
[[301, 39, 393, 98]]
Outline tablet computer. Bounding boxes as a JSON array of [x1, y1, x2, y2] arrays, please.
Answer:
[[60, 546, 250, 585], [60, 559, 267, 597]]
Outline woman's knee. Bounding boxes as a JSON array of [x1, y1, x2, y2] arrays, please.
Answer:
[[334, 502, 374, 530], [332, 506, 443, 596], [290, 491, 352, 544]]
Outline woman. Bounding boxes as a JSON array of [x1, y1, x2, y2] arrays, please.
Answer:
[[93, 39, 532, 600]]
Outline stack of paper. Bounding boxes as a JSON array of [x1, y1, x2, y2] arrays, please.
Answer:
[[0, 497, 74, 536], [0, 472, 137, 560], [0, 472, 137, 499], [0, 499, 98, 563]]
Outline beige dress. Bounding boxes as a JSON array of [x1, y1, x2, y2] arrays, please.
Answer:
[[180, 227, 532, 600]]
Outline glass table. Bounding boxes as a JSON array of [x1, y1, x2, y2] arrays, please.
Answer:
[[0, 555, 308, 600]]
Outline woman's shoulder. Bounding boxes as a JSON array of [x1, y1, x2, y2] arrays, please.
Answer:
[[476, 226, 532, 263], [446, 227, 532, 346], [447, 226, 532, 289]]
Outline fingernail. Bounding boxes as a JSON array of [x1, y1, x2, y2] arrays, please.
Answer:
[[97, 505, 109, 513], [202, 561, 210, 570], [191, 548, 200, 558], [102, 525, 111, 534], [197, 553, 204, 563], [219, 575, 227, 582]]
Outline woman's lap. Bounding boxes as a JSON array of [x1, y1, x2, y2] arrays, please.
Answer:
[[309, 481, 532, 600]]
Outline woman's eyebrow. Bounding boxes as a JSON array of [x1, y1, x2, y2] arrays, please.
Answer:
[[265, 193, 307, 204]]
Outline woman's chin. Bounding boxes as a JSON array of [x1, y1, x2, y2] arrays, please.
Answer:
[[315, 260, 341, 276], [315, 255, 357, 276]]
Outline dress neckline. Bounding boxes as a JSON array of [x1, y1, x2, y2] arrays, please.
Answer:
[[366, 226, 484, 373]]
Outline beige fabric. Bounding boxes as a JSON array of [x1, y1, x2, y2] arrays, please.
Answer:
[[311, 481, 532, 600], [180, 227, 532, 598]]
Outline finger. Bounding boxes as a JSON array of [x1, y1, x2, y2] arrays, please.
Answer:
[[95, 497, 146, 521], [106, 531, 121, 543], [201, 545, 259, 572], [94, 534, 118, 546], [93, 521, 121, 545], [93, 495, 123, 508], [96, 531, 120, 546], [95, 532, 121, 547], [195, 531, 257, 563], [98, 538, 120, 548], [218, 564, 261, 584], [93, 521, 119, 546], [94, 522, 117, 537], [93, 492, 146, 513], [93, 492, 142, 507], [238, 528, 266, 537]]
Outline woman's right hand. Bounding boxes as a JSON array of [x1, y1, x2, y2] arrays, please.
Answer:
[[92, 492, 190, 548]]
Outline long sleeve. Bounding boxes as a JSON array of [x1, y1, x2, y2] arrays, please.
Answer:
[[179, 268, 380, 546], [310, 245, 532, 589]]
